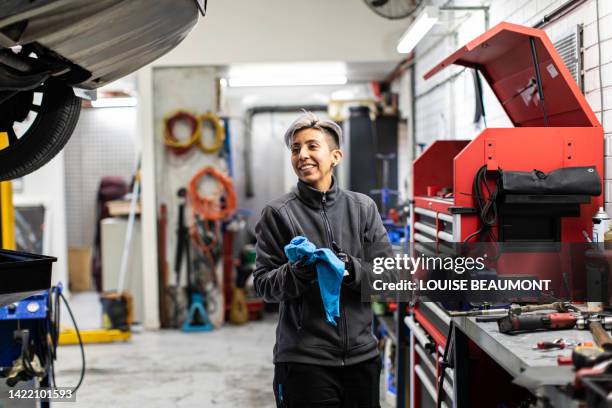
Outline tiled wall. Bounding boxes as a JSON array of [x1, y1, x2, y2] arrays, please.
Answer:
[[407, 0, 612, 212]]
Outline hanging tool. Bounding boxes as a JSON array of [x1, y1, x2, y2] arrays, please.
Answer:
[[173, 187, 213, 332], [187, 166, 238, 328]]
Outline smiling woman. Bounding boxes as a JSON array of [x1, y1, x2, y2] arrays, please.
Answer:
[[290, 128, 342, 192], [284, 112, 343, 192], [254, 111, 392, 408]]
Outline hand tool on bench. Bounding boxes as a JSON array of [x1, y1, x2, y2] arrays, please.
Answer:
[[498, 312, 578, 334], [498, 312, 612, 334], [450, 301, 576, 318]]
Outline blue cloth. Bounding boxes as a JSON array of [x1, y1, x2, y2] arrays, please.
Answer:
[[284, 236, 344, 325]]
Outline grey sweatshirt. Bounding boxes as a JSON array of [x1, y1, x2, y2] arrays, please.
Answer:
[[254, 178, 390, 366]]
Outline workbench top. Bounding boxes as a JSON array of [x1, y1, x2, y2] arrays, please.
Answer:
[[455, 316, 592, 378], [417, 302, 590, 407]]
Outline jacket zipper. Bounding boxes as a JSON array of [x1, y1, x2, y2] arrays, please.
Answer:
[[321, 194, 334, 247], [321, 193, 347, 365]]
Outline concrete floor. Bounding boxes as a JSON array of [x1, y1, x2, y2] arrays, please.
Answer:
[[54, 293, 276, 408], [53, 293, 392, 408]]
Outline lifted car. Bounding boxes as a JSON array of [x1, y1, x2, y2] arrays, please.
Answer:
[[0, 0, 204, 180]]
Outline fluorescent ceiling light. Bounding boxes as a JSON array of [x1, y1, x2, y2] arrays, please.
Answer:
[[91, 97, 137, 108], [396, 6, 439, 54], [226, 62, 348, 87], [228, 76, 347, 87]]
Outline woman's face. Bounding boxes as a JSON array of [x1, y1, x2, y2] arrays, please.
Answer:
[[290, 128, 342, 191]]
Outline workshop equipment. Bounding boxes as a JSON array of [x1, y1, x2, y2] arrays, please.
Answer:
[[172, 187, 214, 332], [182, 292, 213, 332], [95, 163, 140, 333], [163, 110, 201, 155], [449, 301, 576, 317], [0, 249, 56, 307], [0, 285, 85, 402], [187, 166, 238, 327], [409, 21, 604, 408], [92, 176, 128, 292], [60, 166, 140, 345], [158, 204, 171, 328], [498, 312, 577, 334], [163, 110, 225, 155], [572, 346, 612, 370], [96, 162, 140, 335], [592, 207, 610, 244], [0, 133, 15, 251], [173, 188, 211, 331], [534, 338, 581, 350]]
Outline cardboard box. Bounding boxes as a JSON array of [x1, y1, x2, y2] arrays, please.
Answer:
[[68, 247, 92, 292]]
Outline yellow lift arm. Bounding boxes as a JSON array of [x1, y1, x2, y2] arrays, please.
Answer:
[[0, 132, 15, 250]]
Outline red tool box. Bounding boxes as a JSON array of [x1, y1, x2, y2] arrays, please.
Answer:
[[409, 22, 604, 408]]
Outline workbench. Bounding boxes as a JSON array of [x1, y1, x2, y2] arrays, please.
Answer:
[[407, 302, 594, 408]]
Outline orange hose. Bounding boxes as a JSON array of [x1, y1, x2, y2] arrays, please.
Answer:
[[187, 166, 237, 221], [187, 166, 237, 258]]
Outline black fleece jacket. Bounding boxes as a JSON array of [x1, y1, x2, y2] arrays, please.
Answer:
[[254, 178, 390, 366]]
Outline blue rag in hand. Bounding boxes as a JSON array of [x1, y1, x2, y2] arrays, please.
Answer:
[[284, 236, 344, 325]]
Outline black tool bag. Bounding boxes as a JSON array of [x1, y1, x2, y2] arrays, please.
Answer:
[[501, 166, 601, 196]]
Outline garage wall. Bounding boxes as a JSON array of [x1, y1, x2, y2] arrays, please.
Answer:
[[64, 108, 138, 249], [405, 0, 612, 211], [13, 153, 68, 288]]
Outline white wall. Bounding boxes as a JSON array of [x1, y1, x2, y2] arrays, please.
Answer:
[[13, 152, 68, 289]]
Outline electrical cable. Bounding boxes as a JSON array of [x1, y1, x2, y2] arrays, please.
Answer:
[[188, 166, 237, 221], [197, 112, 225, 154], [163, 110, 201, 154], [464, 165, 501, 242], [41, 287, 85, 393], [187, 166, 236, 266], [190, 217, 220, 263], [436, 322, 455, 408], [58, 291, 85, 393]]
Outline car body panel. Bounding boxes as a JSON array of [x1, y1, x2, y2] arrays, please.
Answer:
[[0, 0, 199, 89]]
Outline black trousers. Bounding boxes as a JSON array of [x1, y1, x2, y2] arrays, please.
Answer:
[[273, 357, 381, 408]]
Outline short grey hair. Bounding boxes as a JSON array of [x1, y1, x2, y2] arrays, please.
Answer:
[[283, 111, 343, 149]]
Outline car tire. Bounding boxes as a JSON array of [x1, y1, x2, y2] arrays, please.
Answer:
[[0, 80, 81, 181]]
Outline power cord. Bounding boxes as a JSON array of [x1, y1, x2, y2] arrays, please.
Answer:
[[437, 322, 455, 408], [47, 286, 86, 393], [464, 165, 501, 242]]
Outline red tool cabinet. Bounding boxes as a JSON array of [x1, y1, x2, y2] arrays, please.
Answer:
[[408, 22, 604, 408]]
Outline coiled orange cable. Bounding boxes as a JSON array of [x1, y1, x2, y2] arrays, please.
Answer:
[[188, 167, 237, 256], [188, 166, 237, 221]]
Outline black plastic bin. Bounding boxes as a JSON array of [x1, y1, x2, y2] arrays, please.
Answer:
[[0, 249, 56, 306]]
